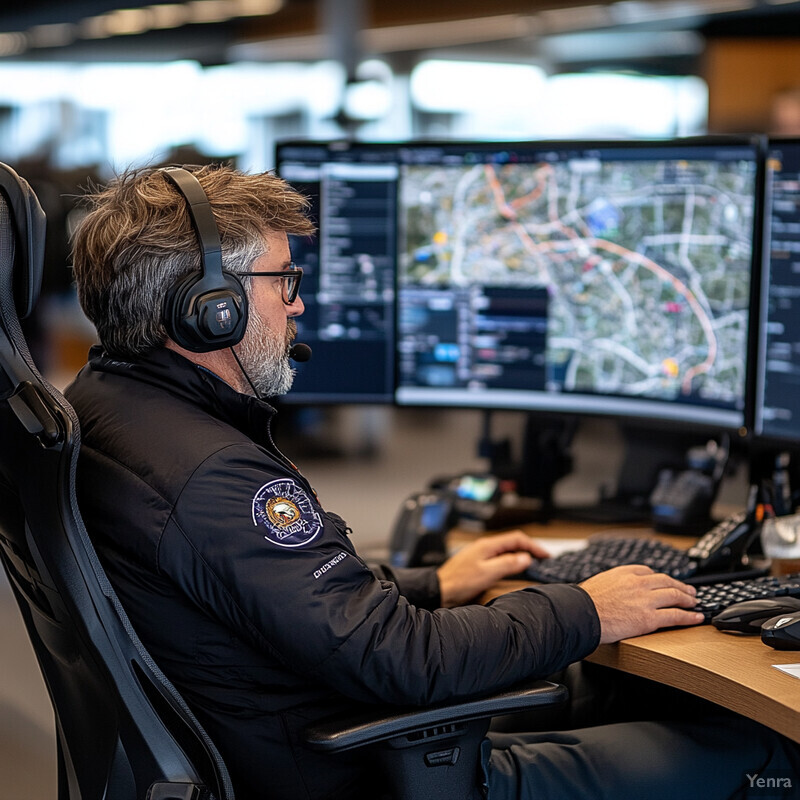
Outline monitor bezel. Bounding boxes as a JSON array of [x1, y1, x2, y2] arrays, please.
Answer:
[[275, 135, 765, 431], [275, 140, 402, 405], [750, 135, 800, 449], [388, 134, 766, 436]]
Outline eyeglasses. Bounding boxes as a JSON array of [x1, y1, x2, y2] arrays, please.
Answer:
[[239, 262, 303, 305]]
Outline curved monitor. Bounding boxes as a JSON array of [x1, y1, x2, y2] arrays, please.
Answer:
[[394, 137, 764, 431]]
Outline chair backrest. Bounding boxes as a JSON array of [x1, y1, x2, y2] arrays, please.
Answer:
[[0, 162, 234, 800]]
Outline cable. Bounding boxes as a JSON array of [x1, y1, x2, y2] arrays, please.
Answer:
[[230, 346, 261, 399]]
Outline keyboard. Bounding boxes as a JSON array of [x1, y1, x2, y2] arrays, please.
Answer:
[[693, 573, 800, 621], [524, 536, 696, 584]]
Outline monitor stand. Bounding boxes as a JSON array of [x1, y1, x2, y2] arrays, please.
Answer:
[[480, 412, 576, 523], [479, 414, 716, 526], [557, 422, 712, 525]]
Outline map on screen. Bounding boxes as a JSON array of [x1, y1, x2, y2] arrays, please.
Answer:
[[398, 151, 757, 409]]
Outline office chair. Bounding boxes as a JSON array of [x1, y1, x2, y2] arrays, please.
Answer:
[[0, 160, 567, 800], [0, 162, 234, 800]]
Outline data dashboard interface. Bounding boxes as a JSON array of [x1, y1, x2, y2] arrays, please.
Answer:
[[754, 138, 800, 443], [276, 142, 399, 403], [394, 139, 762, 429]]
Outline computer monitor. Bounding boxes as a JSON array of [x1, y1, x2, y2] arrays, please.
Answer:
[[275, 141, 399, 404], [753, 137, 800, 445], [394, 137, 764, 433]]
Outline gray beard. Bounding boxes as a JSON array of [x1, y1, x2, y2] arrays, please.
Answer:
[[237, 313, 296, 398]]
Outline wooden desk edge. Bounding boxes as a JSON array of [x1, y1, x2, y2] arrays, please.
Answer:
[[585, 634, 800, 745], [484, 578, 800, 745]]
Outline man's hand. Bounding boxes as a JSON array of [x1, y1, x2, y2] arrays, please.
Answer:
[[437, 532, 550, 608], [579, 564, 705, 643]]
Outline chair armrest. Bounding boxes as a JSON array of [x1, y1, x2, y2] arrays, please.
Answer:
[[305, 679, 567, 753], [305, 680, 567, 800]]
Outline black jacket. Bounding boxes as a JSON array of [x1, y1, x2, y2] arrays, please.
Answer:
[[65, 346, 601, 800]]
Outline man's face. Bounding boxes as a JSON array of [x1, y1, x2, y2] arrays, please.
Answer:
[[236, 231, 304, 398]]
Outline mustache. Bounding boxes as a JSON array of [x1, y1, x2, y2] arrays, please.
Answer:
[[285, 319, 297, 350]]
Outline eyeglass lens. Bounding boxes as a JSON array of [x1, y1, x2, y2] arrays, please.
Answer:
[[283, 267, 301, 303]]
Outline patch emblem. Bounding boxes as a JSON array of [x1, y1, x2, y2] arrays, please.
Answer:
[[252, 479, 323, 548]]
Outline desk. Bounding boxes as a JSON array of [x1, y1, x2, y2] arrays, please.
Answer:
[[468, 520, 800, 745]]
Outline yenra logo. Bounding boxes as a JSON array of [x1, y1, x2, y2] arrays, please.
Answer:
[[746, 774, 793, 789]]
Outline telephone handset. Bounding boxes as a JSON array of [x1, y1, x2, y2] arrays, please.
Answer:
[[686, 509, 761, 575], [686, 486, 765, 578], [650, 469, 717, 533], [650, 438, 730, 534], [388, 491, 455, 569]]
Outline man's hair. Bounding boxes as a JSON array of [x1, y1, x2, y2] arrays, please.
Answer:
[[71, 164, 315, 357]]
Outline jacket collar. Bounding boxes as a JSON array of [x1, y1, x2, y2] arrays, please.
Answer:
[[87, 345, 277, 443]]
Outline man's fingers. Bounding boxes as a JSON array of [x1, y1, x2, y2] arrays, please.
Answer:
[[488, 551, 534, 577], [639, 572, 697, 595], [655, 607, 706, 628], [480, 532, 550, 560], [582, 563, 707, 642], [652, 585, 701, 609], [608, 563, 655, 576]]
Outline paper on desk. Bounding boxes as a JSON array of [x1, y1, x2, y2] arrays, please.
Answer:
[[532, 538, 589, 558], [772, 664, 800, 680]]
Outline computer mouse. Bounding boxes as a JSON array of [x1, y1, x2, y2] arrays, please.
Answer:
[[761, 611, 800, 650], [711, 597, 800, 634]]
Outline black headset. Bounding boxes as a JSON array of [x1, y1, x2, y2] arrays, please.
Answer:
[[160, 166, 248, 352]]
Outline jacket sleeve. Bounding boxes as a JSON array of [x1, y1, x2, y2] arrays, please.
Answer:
[[160, 446, 601, 707], [371, 564, 442, 611]]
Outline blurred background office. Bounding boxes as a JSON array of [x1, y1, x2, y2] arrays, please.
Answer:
[[1, 1, 800, 797]]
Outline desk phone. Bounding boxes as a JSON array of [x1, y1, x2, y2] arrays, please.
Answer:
[[388, 491, 454, 568]]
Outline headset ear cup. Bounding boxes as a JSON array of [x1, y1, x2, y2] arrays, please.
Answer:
[[158, 167, 250, 353], [163, 269, 248, 352]]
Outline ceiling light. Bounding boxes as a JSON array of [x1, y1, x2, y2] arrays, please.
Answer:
[[81, 16, 113, 39], [538, 5, 612, 33], [147, 4, 189, 28], [366, 15, 532, 53], [186, 0, 235, 24], [542, 30, 704, 62], [104, 8, 151, 36], [0, 32, 28, 57], [233, 0, 283, 16], [28, 23, 75, 49], [611, 0, 752, 23]]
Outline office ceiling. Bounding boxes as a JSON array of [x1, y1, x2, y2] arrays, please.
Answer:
[[1, 0, 799, 70]]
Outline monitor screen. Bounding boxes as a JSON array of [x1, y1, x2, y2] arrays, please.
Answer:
[[753, 137, 800, 444], [275, 142, 399, 404], [394, 138, 763, 430]]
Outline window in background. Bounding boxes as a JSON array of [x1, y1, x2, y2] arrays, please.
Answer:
[[409, 59, 708, 140], [534, 73, 708, 139], [0, 57, 709, 177], [410, 60, 548, 140], [0, 60, 346, 173]]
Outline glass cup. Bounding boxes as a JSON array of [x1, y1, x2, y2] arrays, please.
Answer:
[[761, 514, 800, 576]]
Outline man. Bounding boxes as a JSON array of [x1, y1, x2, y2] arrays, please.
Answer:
[[65, 164, 796, 800]]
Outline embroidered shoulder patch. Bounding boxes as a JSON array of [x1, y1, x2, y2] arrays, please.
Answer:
[[252, 479, 323, 548]]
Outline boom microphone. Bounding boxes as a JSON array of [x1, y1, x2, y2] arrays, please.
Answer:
[[289, 342, 312, 363]]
